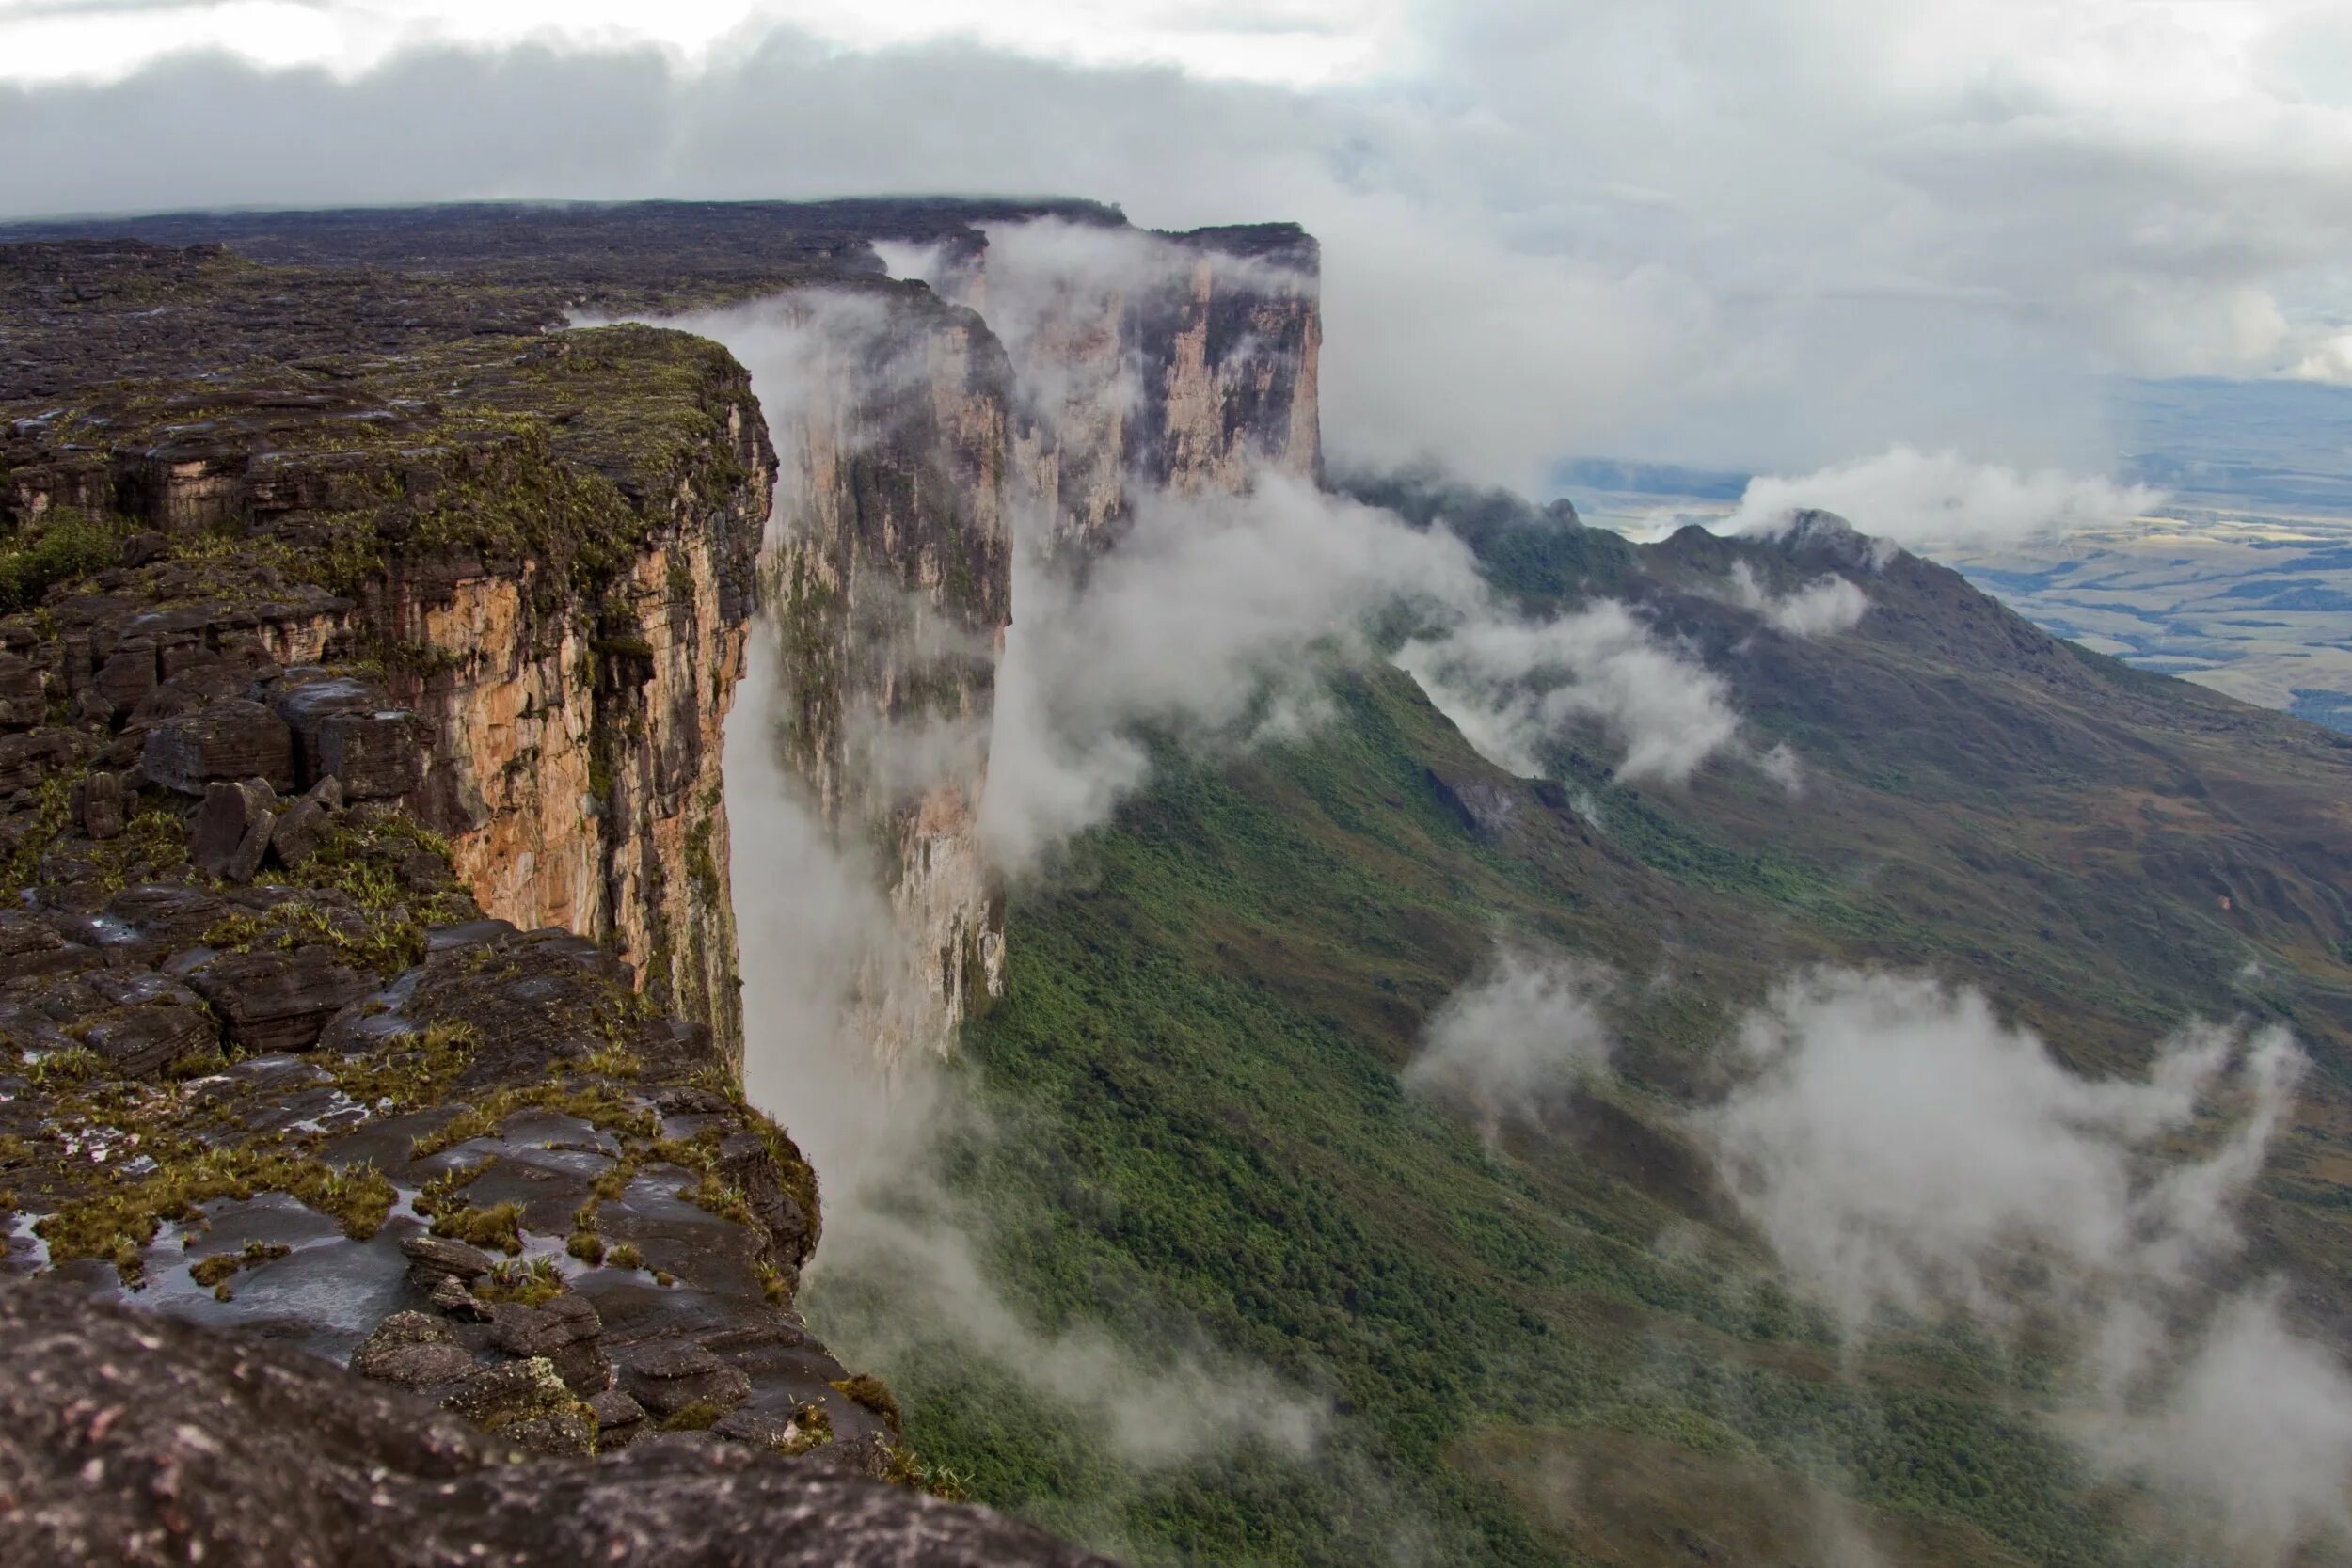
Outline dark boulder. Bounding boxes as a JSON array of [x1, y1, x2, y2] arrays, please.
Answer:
[[352, 1310, 479, 1389], [190, 776, 277, 882], [0, 649, 43, 728], [620, 1341, 752, 1421], [70, 768, 128, 840], [403, 1234, 495, 1283], [185, 944, 373, 1052], [92, 637, 157, 714], [143, 698, 295, 793], [0, 728, 85, 792], [278, 676, 421, 799]]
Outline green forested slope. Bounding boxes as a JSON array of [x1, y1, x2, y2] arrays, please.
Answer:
[[817, 505, 2352, 1566]]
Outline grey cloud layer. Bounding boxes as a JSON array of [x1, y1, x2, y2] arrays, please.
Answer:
[[8, 2, 2352, 483]]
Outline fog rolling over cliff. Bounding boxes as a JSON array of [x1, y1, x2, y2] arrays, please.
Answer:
[[692, 214, 1324, 1094]]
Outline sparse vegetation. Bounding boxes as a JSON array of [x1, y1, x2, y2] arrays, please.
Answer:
[[432, 1200, 523, 1256], [476, 1257, 565, 1306], [0, 506, 125, 612]]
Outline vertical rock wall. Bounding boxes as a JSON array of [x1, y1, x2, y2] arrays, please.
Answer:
[[388, 410, 771, 1068], [753, 219, 1321, 1071], [964, 222, 1324, 551], [760, 287, 1016, 1070]]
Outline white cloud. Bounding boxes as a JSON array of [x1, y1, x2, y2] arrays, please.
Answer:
[[1704, 966, 2350, 1562], [1396, 600, 1745, 784], [981, 475, 1482, 872], [2294, 327, 2352, 384], [2099, 1288, 2352, 1563], [984, 469, 1759, 872], [1707, 969, 2300, 1328], [1721, 446, 2166, 549], [1404, 946, 1615, 1143], [1729, 560, 1870, 638], [0, 0, 1409, 87]]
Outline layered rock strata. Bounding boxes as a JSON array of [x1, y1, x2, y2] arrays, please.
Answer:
[[0, 270, 764, 1059], [966, 221, 1323, 550], [755, 284, 1015, 1069], [752, 221, 1324, 1065]]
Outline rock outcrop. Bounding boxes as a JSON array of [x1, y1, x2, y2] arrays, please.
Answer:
[[0, 230, 961, 1517], [0, 1279, 1119, 1567], [955, 220, 1323, 551], [0, 199, 1320, 1560]]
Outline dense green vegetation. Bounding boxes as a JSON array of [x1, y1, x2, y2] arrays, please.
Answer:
[[811, 665, 2155, 1566]]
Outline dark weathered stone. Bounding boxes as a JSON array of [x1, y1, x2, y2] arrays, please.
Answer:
[[403, 1233, 496, 1283], [269, 792, 331, 867], [490, 1294, 602, 1358], [352, 1311, 478, 1389], [70, 768, 127, 840], [0, 649, 43, 728], [0, 910, 66, 963], [105, 882, 230, 945], [430, 1275, 493, 1321], [1426, 767, 1519, 839], [185, 944, 373, 1051], [587, 1387, 645, 1432], [92, 637, 157, 712], [716, 1125, 817, 1272], [317, 708, 423, 800], [68, 686, 113, 729], [278, 678, 420, 798], [190, 776, 277, 882], [0, 728, 82, 792], [439, 1359, 596, 1458], [141, 697, 294, 793], [77, 977, 218, 1076], [621, 1341, 752, 1420], [548, 1341, 614, 1399]]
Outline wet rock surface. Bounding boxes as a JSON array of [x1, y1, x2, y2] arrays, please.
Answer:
[[0, 1281, 1118, 1567]]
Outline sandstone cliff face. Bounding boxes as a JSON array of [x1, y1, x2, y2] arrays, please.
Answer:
[[0, 318, 770, 1066], [963, 222, 1324, 551], [0, 248, 928, 1495], [755, 287, 1014, 1070], [748, 223, 1322, 1069], [384, 394, 770, 1068]]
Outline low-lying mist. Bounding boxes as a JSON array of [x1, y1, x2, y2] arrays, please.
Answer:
[[1404, 949, 2352, 1564]]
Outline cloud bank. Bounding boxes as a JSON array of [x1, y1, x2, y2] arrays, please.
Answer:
[[1729, 562, 1870, 638], [1403, 946, 1617, 1143], [1704, 966, 2346, 1561], [984, 471, 1756, 870], [1723, 446, 2166, 550], [1396, 603, 1745, 784], [10, 1, 2352, 484]]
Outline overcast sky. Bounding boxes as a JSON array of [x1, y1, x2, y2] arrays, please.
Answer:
[[4, 0, 2350, 488]]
